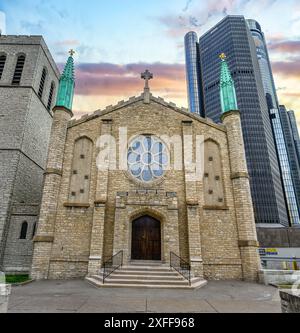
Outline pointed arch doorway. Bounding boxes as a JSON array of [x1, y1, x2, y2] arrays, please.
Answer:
[[131, 215, 161, 261]]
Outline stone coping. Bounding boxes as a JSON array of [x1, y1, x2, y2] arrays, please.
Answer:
[[203, 205, 229, 211], [68, 94, 226, 133], [63, 203, 90, 208]]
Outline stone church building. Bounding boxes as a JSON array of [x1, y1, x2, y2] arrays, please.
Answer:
[[31, 53, 261, 286]]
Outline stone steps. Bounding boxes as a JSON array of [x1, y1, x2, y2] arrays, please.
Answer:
[[85, 263, 207, 290], [113, 270, 180, 277]]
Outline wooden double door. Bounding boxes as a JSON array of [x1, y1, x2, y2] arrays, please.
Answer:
[[131, 215, 161, 261]]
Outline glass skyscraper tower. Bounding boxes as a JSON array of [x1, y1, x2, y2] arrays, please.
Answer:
[[247, 19, 300, 225], [184, 31, 204, 116], [288, 110, 300, 166], [185, 15, 290, 226], [279, 105, 300, 214]]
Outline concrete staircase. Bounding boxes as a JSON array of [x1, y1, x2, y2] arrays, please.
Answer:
[[86, 261, 207, 290]]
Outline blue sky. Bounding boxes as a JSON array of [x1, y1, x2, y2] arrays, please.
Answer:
[[1, 0, 300, 118]]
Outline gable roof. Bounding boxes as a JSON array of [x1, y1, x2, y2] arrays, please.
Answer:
[[68, 93, 226, 132]]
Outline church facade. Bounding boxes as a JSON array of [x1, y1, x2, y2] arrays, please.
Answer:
[[31, 53, 261, 282]]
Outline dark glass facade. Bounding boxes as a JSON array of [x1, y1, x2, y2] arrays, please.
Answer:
[[198, 15, 289, 226], [184, 31, 204, 116], [279, 105, 300, 219], [288, 110, 300, 166], [247, 19, 300, 225]]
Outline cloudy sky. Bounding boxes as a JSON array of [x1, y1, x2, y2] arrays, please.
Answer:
[[1, 0, 300, 123]]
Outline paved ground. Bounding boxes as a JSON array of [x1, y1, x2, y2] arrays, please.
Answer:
[[6, 280, 281, 313]]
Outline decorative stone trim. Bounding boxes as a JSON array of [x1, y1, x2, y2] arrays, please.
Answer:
[[33, 236, 54, 243], [50, 258, 89, 263], [44, 168, 62, 176], [182, 120, 193, 126], [191, 257, 203, 263], [89, 256, 102, 260], [102, 119, 113, 124], [238, 240, 260, 248], [220, 109, 240, 122], [94, 199, 107, 205], [63, 203, 90, 208], [231, 172, 249, 180], [52, 105, 73, 117], [186, 200, 199, 206], [203, 205, 229, 210]]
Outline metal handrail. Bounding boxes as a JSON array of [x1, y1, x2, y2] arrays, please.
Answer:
[[170, 252, 191, 286], [102, 251, 123, 284]]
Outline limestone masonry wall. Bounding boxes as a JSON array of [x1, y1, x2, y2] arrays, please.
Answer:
[[31, 97, 260, 281]]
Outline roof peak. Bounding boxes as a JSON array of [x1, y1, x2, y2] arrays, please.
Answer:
[[67, 93, 225, 134]]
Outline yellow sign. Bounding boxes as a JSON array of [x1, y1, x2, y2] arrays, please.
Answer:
[[265, 248, 278, 255]]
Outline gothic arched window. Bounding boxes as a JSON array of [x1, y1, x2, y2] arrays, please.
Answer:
[[0, 54, 6, 80], [204, 140, 225, 207], [47, 82, 55, 111], [69, 137, 93, 203], [38, 68, 47, 98], [32, 222, 37, 239], [20, 221, 28, 240], [12, 55, 26, 85]]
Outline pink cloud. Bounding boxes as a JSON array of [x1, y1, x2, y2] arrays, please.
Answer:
[[269, 40, 300, 53], [66, 62, 186, 96], [272, 59, 300, 78]]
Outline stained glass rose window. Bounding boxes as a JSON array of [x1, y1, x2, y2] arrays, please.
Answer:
[[128, 135, 168, 183]]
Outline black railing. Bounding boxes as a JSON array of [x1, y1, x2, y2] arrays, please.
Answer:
[[102, 251, 123, 284], [170, 252, 191, 286]]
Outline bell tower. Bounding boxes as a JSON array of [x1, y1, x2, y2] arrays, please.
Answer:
[[31, 51, 75, 280], [220, 54, 261, 281]]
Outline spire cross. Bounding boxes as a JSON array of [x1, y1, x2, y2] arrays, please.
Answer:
[[69, 49, 75, 57], [141, 69, 153, 89], [219, 53, 226, 61]]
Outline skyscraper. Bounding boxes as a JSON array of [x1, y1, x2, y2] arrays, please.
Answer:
[[247, 19, 300, 225], [197, 15, 289, 226], [279, 105, 300, 214], [288, 110, 300, 165], [184, 31, 204, 116]]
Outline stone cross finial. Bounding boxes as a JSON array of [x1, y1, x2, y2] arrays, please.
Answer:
[[141, 70, 153, 104], [219, 53, 226, 60], [69, 49, 75, 57], [141, 69, 153, 89]]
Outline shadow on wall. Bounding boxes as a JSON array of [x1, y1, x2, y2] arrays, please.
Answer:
[[257, 228, 300, 248]]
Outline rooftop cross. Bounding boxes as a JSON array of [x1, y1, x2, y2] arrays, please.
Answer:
[[69, 49, 75, 57], [219, 53, 227, 61], [141, 69, 153, 89]]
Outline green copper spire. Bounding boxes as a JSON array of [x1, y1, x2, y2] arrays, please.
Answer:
[[55, 50, 75, 111], [219, 53, 238, 113]]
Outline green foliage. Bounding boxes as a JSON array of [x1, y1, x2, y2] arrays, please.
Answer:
[[5, 275, 29, 284]]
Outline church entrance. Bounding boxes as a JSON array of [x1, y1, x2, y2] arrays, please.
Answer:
[[131, 215, 161, 261]]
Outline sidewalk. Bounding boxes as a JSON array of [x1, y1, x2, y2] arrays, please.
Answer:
[[7, 280, 281, 313]]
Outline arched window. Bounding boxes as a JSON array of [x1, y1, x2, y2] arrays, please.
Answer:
[[204, 140, 225, 207], [38, 68, 47, 98], [20, 221, 28, 240], [32, 222, 37, 239], [47, 82, 55, 111], [0, 54, 6, 80], [12, 55, 26, 85]]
